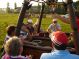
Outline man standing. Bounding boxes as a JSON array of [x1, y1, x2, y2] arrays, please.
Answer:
[[40, 31, 79, 59]]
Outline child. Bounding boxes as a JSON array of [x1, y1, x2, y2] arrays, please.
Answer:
[[4, 25, 16, 42], [1, 36, 31, 59]]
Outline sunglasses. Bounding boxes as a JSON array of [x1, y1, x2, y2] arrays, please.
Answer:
[[53, 21, 57, 23]]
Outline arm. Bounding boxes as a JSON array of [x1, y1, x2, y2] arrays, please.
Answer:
[[56, 24, 61, 31], [53, 14, 70, 24], [47, 29, 51, 33], [47, 24, 52, 33]]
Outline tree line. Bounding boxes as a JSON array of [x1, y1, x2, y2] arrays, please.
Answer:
[[6, 1, 79, 14]]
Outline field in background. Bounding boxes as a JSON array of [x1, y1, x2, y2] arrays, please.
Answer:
[[0, 13, 72, 48]]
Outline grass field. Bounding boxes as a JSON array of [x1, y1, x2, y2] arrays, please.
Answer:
[[0, 13, 72, 48]]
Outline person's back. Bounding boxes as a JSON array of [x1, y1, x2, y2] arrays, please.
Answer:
[[40, 31, 79, 59], [40, 50, 79, 59]]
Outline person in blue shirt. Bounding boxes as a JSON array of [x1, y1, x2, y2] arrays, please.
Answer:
[[40, 31, 79, 59]]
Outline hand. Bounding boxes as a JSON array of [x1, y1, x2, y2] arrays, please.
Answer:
[[26, 54, 32, 59]]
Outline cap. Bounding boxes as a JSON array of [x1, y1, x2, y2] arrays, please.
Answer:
[[52, 18, 57, 22], [50, 31, 68, 46], [27, 19, 33, 23]]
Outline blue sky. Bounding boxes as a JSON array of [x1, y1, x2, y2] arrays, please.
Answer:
[[0, 0, 78, 9]]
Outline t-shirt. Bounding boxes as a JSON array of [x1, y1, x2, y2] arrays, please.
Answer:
[[40, 50, 79, 59], [48, 23, 61, 32]]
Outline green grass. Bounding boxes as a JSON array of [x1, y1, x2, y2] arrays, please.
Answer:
[[0, 13, 72, 47], [0, 13, 72, 56], [0, 13, 19, 48], [41, 18, 72, 32]]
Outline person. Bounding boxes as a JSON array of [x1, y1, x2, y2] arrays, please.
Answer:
[[40, 31, 79, 59], [47, 18, 61, 33], [52, 13, 70, 24], [53, 10, 79, 48], [4, 25, 16, 43], [33, 19, 43, 34], [21, 19, 34, 35], [53, 9, 79, 26], [20, 19, 38, 45], [1, 36, 31, 59], [33, 19, 39, 33], [0, 25, 16, 57]]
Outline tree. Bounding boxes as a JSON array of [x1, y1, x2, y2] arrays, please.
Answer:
[[44, 4, 50, 14], [6, 2, 10, 13], [75, 1, 79, 10], [14, 2, 17, 9]]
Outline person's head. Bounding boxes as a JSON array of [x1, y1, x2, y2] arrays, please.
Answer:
[[27, 19, 33, 26], [6, 25, 16, 36], [4, 36, 23, 56], [50, 31, 68, 50], [52, 18, 57, 24]]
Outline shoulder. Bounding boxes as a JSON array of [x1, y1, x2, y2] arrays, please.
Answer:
[[23, 23, 29, 26], [48, 24, 53, 27], [41, 53, 50, 56], [40, 53, 52, 59], [1, 54, 10, 59], [57, 23, 61, 26], [10, 55, 28, 59], [69, 54, 79, 59], [5, 35, 11, 42]]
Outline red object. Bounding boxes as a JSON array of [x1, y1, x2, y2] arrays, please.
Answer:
[[76, 17, 79, 32], [50, 31, 68, 45]]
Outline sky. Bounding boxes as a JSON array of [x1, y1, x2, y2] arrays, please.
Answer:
[[0, 0, 78, 9]]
